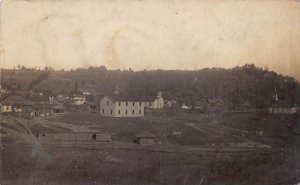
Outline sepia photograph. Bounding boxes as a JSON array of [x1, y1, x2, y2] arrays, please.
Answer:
[[0, 0, 300, 184]]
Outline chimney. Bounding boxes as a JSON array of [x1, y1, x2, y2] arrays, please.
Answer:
[[113, 86, 119, 95], [274, 87, 278, 101]]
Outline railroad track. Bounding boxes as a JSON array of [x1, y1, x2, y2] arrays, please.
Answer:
[[2, 142, 277, 155]]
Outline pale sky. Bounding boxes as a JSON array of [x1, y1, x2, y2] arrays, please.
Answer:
[[1, 0, 300, 79]]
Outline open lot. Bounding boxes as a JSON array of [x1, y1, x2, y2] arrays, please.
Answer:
[[41, 111, 289, 148], [1, 111, 300, 185]]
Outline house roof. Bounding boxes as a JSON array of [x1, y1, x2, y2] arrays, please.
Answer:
[[136, 131, 155, 138], [85, 102, 98, 106], [2, 96, 34, 106], [207, 99, 223, 104], [5, 96, 25, 102], [102, 94, 159, 102], [269, 100, 295, 108], [24, 106, 36, 113], [52, 104, 64, 110], [23, 100, 34, 106]]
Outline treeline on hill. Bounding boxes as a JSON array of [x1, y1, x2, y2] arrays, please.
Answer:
[[2, 64, 300, 109]]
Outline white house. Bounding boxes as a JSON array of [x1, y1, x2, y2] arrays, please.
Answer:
[[144, 91, 164, 109], [268, 106, 298, 114], [49, 96, 55, 104], [268, 88, 299, 115], [73, 95, 86, 105], [181, 104, 192, 110], [1, 103, 13, 113], [82, 90, 91, 95], [1, 96, 33, 113], [100, 91, 164, 117]]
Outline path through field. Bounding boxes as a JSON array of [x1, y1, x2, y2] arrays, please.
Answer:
[[184, 122, 271, 148], [33, 117, 98, 132]]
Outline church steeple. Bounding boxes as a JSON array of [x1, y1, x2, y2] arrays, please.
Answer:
[[157, 91, 162, 98], [113, 85, 119, 95], [157, 85, 162, 98], [274, 87, 278, 101]]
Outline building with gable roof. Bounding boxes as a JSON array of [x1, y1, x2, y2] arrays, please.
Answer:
[[1, 96, 33, 113], [99, 90, 164, 117], [136, 131, 155, 145]]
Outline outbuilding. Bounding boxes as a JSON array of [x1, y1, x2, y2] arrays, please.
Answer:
[[136, 131, 155, 145], [1, 102, 13, 113], [85, 102, 99, 112], [52, 104, 65, 114]]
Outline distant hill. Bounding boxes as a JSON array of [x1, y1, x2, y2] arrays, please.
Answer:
[[2, 64, 300, 108]]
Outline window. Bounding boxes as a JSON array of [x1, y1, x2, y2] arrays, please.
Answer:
[[102, 109, 104, 114], [111, 109, 113, 115], [125, 110, 128, 115], [139, 102, 142, 106], [119, 101, 121, 106], [126, 102, 128, 106], [118, 110, 120, 114], [139, 110, 141, 114], [107, 101, 109, 106], [132, 110, 134, 114], [133, 102, 135, 106]]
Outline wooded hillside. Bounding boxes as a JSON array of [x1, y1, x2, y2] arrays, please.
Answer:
[[2, 64, 299, 109]]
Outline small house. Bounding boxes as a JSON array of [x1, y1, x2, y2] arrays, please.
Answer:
[[268, 106, 299, 114], [73, 95, 86, 105], [181, 104, 192, 110], [49, 96, 55, 104], [144, 91, 164, 109], [7, 96, 25, 112], [136, 131, 155, 145], [1, 96, 26, 113], [94, 133, 112, 142], [83, 90, 91, 95], [0, 88, 10, 95], [268, 101, 299, 115], [34, 102, 53, 116], [22, 100, 34, 111], [24, 107, 37, 119], [57, 95, 68, 102], [52, 104, 65, 114], [206, 99, 226, 113], [168, 99, 178, 108], [85, 102, 99, 112], [207, 99, 224, 109], [1, 102, 13, 113]]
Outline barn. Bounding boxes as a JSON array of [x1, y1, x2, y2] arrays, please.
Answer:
[[136, 131, 155, 145]]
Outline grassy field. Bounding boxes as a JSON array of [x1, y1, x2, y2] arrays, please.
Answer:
[[2, 141, 297, 185], [1, 111, 300, 185], [44, 111, 291, 148]]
